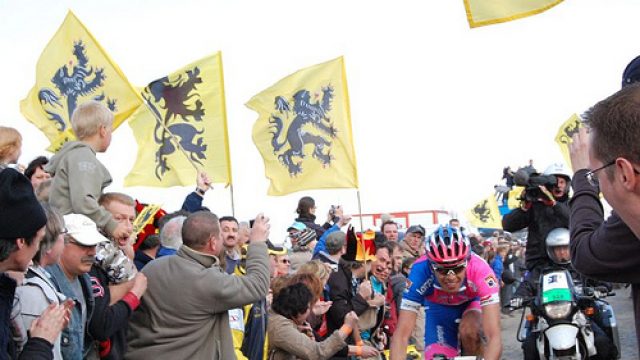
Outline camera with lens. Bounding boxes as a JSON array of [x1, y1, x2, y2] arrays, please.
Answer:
[[514, 168, 557, 202], [329, 205, 337, 216]]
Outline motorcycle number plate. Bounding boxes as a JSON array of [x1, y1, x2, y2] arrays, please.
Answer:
[[541, 271, 571, 304]]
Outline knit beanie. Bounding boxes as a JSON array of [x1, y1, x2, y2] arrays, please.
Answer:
[[0, 168, 47, 238]]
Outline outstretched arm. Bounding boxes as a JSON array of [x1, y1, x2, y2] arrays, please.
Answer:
[[481, 303, 502, 360], [389, 309, 417, 360]]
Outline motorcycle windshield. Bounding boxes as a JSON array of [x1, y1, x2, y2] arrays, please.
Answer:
[[541, 271, 572, 304]]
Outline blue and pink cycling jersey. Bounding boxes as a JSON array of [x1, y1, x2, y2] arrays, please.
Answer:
[[400, 253, 500, 358]]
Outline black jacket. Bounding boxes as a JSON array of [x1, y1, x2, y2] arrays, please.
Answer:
[[502, 196, 570, 271], [295, 214, 332, 239], [88, 265, 138, 360], [326, 260, 369, 334], [1, 274, 53, 360], [569, 169, 640, 354]]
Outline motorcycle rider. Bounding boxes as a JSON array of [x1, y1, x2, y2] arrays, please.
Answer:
[[502, 163, 572, 272], [390, 225, 502, 360], [511, 228, 618, 360]]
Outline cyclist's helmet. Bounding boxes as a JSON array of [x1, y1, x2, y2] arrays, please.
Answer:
[[546, 228, 571, 265], [425, 225, 470, 266]]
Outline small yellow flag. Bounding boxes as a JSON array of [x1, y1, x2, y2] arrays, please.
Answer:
[[124, 52, 231, 187], [247, 57, 359, 196], [554, 113, 583, 172], [464, 0, 564, 28], [467, 195, 503, 229], [132, 204, 162, 237], [20, 11, 141, 152]]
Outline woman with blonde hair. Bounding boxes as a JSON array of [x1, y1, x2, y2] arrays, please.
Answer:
[[0, 126, 22, 169]]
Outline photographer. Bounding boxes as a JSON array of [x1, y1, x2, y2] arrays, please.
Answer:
[[502, 163, 571, 271]]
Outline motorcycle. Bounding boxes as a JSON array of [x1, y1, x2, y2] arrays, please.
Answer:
[[510, 267, 620, 360]]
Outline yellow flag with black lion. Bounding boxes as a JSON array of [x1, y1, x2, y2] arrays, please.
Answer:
[[125, 52, 231, 187]]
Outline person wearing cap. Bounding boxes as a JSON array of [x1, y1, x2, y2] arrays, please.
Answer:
[[0, 168, 69, 360], [287, 222, 317, 272], [12, 203, 68, 360], [46, 213, 109, 360], [313, 230, 346, 271], [127, 211, 271, 360], [284, 221, 305, 250], [400, 225, 425, 260]]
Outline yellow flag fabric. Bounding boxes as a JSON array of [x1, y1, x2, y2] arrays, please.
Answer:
[[507, 186, 525, 210], [132, 204, 162, 236], [555, 113, 583, 172], [124, 52, 231, 187], [467, 195, 503, 229], [247, 57, 358, 196], [20, 11, 141, 152], [464, 0, 564, 28]]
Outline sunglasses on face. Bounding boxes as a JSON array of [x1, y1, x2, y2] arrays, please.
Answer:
[[431, 262, 467, 276]]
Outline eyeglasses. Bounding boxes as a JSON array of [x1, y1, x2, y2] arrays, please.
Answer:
[[586, 159, 640, 187], [586, 160, 616, 187], [431, 262, 467, 276], [279, 259, 291, 264]]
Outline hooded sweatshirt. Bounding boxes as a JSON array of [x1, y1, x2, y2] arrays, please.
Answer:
[[45, 141, 117, 234]]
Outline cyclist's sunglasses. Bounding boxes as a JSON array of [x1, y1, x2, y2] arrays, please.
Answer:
[[431, 261, 467, 276]]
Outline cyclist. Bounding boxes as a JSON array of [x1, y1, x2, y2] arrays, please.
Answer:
[[390, 225, 502, 360]]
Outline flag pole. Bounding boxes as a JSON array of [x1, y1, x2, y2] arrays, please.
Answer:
[[141, 95, 213, 191], [356, 189, 368, 281], [229, 184, 236, 217], [356, 189, 364, 232]]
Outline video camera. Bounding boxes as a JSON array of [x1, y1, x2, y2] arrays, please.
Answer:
[[514, 168, 557, 202]]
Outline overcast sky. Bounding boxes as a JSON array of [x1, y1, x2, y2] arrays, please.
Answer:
[[1, 0, 636, 240]]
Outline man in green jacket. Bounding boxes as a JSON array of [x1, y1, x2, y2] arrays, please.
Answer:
[[126, 211, 271, 359]]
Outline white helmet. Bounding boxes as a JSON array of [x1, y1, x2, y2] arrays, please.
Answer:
[[546, 228, 570, 265], [543, 163, 571, 182]]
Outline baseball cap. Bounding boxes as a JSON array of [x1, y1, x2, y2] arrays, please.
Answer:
[[622, 55, 640, 88], [287, 221, 306, 232], [406, 225, 425, 236], [63, 214, 109, 246]]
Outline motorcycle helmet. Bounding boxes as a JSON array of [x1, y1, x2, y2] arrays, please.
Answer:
[[425, 225, 470, 266], [546, 228, 571, 265]]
